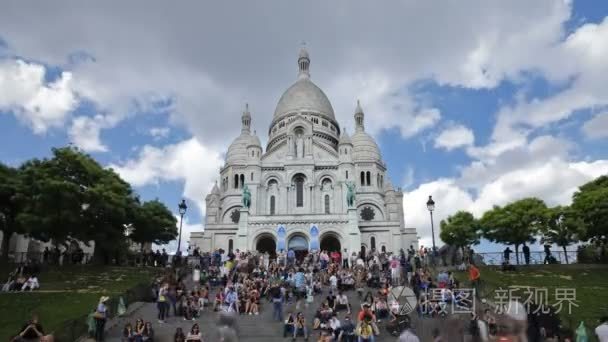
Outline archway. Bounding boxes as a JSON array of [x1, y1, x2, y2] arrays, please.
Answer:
[[256, 235, 277, 257], [287, 234, 309, 261], [320, 235, 341, 252]]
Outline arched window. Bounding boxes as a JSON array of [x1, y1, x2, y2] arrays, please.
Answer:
[[228, 239, 233, 253], [346, 170, 349, 179], [250, 172, 254, 181], [324, 194, 330, 214], [240, 174, 245, 188], [360, 171, 365, 186], [381, 245, 386, 253], [366, 171, 371, 186], [295, 175, 305, 207], [234, 174, 239, 189], [270, 196, 276, 215], [371, 236, 376, 250]]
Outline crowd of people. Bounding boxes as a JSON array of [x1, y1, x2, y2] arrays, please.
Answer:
[[151, 246, 430, 341], [2, 261, 41, 292]]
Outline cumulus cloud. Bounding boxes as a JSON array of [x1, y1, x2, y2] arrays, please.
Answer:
[[582, 112, 608, 139], [0, 1, 577, 148], [0, 59, 77, 133], [109, 138, 224, 216], [404, 155, 608, 248], [434, 124, 475, 151]]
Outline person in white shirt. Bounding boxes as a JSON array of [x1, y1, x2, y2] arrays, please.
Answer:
[[329, 274, 338, 292], [21, 276, 39, 291], [596, 316, 608, 342], [341, 249, 349, 268], [329, 314, 342, 340]]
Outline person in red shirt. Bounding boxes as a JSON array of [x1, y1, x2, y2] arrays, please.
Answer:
[[468, 264, 481, 298]]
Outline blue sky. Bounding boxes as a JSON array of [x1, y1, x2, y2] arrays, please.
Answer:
[[1, 1, 607, 253]]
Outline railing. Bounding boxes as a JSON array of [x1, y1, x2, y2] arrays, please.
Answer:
[[474, 250, 577, 265]]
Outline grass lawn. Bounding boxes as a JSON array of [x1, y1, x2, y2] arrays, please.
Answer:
[[454, 264, 608, 340], [0, 265, 160, 341]]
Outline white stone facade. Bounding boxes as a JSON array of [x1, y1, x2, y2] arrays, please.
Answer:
[[190, 48, 418, 255]]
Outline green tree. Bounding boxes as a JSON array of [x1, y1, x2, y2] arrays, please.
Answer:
[[480, 197, 547, 264], [542, 206, 585, 263], [571, 175, 608, 241], [17, 147, 138, 264], [0, 163, 24, 261], [130, 199, 178, 250], [439, 211, 480, 262]]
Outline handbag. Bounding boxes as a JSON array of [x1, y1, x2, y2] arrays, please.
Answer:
[[93, 311, 104, 319]]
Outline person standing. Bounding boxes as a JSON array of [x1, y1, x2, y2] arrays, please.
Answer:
[[468, 264, 481, 298], [287, 249, 296, 266], [157, 283, 169, 323], [503, 247, 513, 264], [270, 283, 283, 321], [94, 296, 109, 341], [544, 244, 553, 264], [522, 244, 531, 265], [294, 268, 306, 310], [342, 249, 349, 268], [596, 316, 608, 342]]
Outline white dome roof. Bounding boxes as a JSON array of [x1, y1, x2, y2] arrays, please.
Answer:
[[339, 131, 352, 145], [273, 78, 335, 120], [226, 132, 261, 164], [352, 131, 382, 162]]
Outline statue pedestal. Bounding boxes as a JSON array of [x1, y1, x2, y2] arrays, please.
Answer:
[[236, 208, 249, 251], [346, 207, 361, 254]]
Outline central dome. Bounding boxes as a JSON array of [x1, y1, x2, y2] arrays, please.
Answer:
[[273, 77, 335, 120], [273, 47, 335, 121]]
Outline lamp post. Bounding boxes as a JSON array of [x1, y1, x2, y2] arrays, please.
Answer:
[[426, 195, 436, 253], [177, 199, 188, 255]]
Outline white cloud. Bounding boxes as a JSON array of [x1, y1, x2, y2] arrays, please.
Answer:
[[68, 115, 109, 152], [402, 179, 474, 248], [404, 158, 608, 248], [109, 137, 223, 216], [149, 127, 170, 140], [434, 124, 475, 151], [582, 112, 608, 139], [0, 1, 575, 148], [0, 59, 77, 133]]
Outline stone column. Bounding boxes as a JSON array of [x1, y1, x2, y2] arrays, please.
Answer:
[[346, 208, 361, 254], [236, 208, 249, 251]]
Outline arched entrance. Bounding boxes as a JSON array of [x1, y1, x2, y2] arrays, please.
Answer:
[[255, 234, 277, 256], [287, 234, 309, 261], [320, 234, 341, 252]]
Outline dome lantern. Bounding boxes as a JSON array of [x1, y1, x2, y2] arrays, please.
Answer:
[[241, 103, 251, 133], [354, 100, 365, 132], [298, 45, 310, 79]]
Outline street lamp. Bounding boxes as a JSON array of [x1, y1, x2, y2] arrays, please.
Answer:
[[177, 199, 188, 255], [426, 195, 437, 253]]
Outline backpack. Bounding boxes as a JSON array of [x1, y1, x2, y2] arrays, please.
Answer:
[[357, 321, 373, 338]]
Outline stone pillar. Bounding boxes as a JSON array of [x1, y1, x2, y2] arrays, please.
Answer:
[[346, 208, 361, 254], [236, 208, 249, 251]]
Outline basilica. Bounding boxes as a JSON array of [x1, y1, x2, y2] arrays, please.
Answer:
[[190, 48, 418, 256]]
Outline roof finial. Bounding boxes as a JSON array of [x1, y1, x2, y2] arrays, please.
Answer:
[[298, 43, 310, 79]]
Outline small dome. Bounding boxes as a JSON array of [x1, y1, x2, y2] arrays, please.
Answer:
[[273, 77, 335, 120], [352, 131, 382, 162], [339, 131, 352, 145], [226, 132, 261, 164]]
